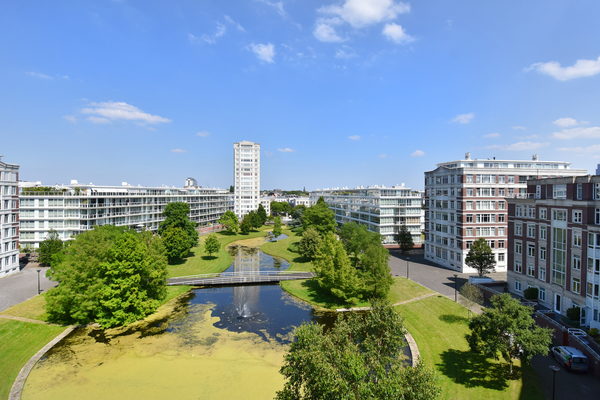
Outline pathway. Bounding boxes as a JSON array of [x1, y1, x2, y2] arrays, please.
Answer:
[[0, 264, 57, 313]]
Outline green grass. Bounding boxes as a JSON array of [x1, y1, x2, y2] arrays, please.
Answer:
[[396, 295, 545, 400], [260, 228, 313, 272], [0, 319, 66, 400], [168, 227, 270, 277]]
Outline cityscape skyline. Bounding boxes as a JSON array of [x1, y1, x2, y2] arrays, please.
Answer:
[[1, 1, 599, 190]]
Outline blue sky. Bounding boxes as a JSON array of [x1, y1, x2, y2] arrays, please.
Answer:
[[1, 0, 599, 191]]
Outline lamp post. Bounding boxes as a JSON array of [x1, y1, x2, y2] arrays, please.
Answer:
[[453, 274, 458, 302], [406, 257, 410, 280], [36, 269, 41, 295], [549, 365, 560, 400]]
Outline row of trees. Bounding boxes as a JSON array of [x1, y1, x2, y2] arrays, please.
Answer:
[[218, 204, 270, 234]]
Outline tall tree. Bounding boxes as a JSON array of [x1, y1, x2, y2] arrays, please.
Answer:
[[257, 203, 268, 225], [313, 232, 362, 304], [465, 237, 496, 277], [466, 293, 553, 374], [298, 227, 322, 260], [302, 203, 337, 236], [204, 234, 221, 257], [38, 229, 64, 266], [218, 210, 239, 233], [273, 216, 283, 238], [339, 222, 381, 268], [316, 196, 326, 205], [276, 299, 441, 400], [162, 226, 190, 263], [158, 202, 198, 248], [240, 213, 252, 234], [45, 226, 168, 328], [248, 210, 262, 229], [398, 225, 414, 253], [360, 244, 393, 299]]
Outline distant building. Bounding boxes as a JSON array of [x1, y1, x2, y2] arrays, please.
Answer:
[[234, 141, 260, 218], [19, 181, 232, 249], [0, 156, 20, 277], [424, 153, 588, 273], [309, 185, 424, 245], [184, 177, 198, 187], [507, 175, 600, 329], [289, 197, 310, 208]]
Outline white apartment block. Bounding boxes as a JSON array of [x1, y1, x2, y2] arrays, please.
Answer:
[[19, 181, 232, 249], [288, 196, 310, 208], [0, 157, 20, 277], [234, 141, 260, 218], [310, 185, 424, 245], [424, 153, 588, 273]]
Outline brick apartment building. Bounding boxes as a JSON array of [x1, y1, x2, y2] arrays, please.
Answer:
[[507, 174, 600, 329]]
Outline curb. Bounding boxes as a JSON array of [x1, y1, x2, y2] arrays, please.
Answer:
[[404, 330, 420, 367]]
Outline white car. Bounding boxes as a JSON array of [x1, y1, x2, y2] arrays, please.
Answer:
[[568, 328, 589, 345]]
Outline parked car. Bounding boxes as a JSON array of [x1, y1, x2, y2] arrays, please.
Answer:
[[551, 346, 589, 372], [568, 328, 589, 345]]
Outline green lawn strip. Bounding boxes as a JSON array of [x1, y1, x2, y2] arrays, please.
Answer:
[[396, 295, 544, 400], [388, 278, 434, 304], [259, 228, 314, 272], [168, 226, 270, 278], [0, 319, 66, 400]]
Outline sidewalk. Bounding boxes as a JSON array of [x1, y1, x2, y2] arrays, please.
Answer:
[[0, 264, 57, 313]]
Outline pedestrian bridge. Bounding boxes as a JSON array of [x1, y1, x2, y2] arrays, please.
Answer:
[[167, 270, 315, 286]]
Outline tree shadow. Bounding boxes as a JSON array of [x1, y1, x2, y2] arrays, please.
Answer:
[[439, 314, 469, 324], [297, 279, 353, 309], [293, 255, 311, 263], [201, 255, 218, 261], [436, 349, 520, 391], [218, 231, 237, 236]]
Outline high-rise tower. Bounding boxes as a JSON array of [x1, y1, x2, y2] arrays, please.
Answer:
[[233, 141, 260, 217]]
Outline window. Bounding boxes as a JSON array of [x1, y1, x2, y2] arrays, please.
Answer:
[[540, 246, 546, 261], [539, 266, 546, 281], [572, 277, 581, 294], [527, 224, 536, 238], [466, 175, 474, 183], [553, 210, 567, 221], [498, 240, 505, 248], [553, 184, 567, 199], [552, 226, 567, 286], [539, 287, 546, 301], [498, 214, 505, 222], [539, 208, 547, 219], [540, 226, 547, 240], [595, 183, 600, 200], [515, 260, 522, 273], [466, 188, 474, 196], [573, 231, 582, 247], [498, 253, 505, 262], [515, 223, 522, 236], [577, 184, 582, 200], [498, 188, 505, 197], [515, 241, 522, 254], [573, 210, 582, 223], [499, 176, 506, 184], [498, 227, 505, 236], [527, 243, 536, 257], [466, 228, 474, 236], [596, 208, 600, 225], [527, 263, 535, 277], [508, 176, 515, 184], [516, 205, 523, 217], [515, 280, 522, 292], [466, 201, 473, 210], [573, 254, 581, 270], [466, 214, 473, 223]]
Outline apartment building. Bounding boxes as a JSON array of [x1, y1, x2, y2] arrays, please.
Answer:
[[309, 185, 424, 245], [507, 174, 600, 329], [233, 141, 260, 218], [19, 180, 232, 249], [0, 157, 20, 277], [424, 153, 587, 273]]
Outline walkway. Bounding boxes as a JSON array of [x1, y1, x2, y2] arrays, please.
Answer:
[[168, 271, 315, 286], [0, 264, 57, 313]]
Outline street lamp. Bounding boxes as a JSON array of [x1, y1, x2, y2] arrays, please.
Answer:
[[549, 365, 560, 400], [36, 269, 41, 295], [453, 274, 458, 302], [406, 257, 410, 280]]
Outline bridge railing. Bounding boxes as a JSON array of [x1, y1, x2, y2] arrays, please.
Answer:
[[171, 270, 312, 280]]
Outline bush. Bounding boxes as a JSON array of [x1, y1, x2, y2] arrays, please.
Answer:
[[566, 306, 580, 322], [589, 327, 599, 337], [523, 287, 538, 300], [287, 242, 299, 253], [291, 227, 304, 234]]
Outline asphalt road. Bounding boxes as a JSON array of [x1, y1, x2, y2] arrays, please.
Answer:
[[0, 263, 57, 312]]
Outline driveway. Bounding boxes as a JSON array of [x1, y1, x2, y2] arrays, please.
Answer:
[[0, 263, 57, 312]]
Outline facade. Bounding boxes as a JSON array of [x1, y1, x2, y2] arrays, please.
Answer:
[[19, 181, 232, 249], [288, 196, 310, 208], [507, 174, 600, 329], [0, 157, 20, 277], [424, 154, 588, 273], [233, 141, 260, 218], [309, 185, 423, 245]]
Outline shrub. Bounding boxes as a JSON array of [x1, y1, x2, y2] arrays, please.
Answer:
[[291, 226, 304, 234], [566, 306, 580, 322], [589, 327, 599, 337], [523, 287, 538, 300], [287, 242, 299, 253]]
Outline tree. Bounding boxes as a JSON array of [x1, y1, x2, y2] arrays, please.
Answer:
[[218, 210, 239, 233], [398, 225, 414, 253], [360, 244, 393, 299], [45, 226, 168, 328], [292, 204, 307, 220], [229, 185, 234, 193], [270, 201, 292, 215], [158, 202, 198, 249], [162, 226, 190, 263], [38, 229, 64, 266], [276, 299, 441, 400], [313, 232, 362, 304], [257, 203, 268, 225], [204, 234, 221, 257], [465, 237, 496, 277], [316, 196, 326, 205], [466, 293, 553, 374], [459, 283, 483, 320], [273, 216, 283, 238], [302, 203, 337, 236], [248, 210, 262, 229], [298, 227, 322, 260], [338, 222, 381, 268], [240, 214, 253, 234]]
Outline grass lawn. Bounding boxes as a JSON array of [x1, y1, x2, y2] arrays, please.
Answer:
[[167, 227, 270, 278], [260, 228, 313, 272], [0, 319, 66, 400], [396, 295, 545, 400]]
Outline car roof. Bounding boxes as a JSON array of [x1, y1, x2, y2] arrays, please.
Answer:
[[555, 346, 586, 357]]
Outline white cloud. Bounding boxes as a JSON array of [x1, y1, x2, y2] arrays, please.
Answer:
[[557, 144, 600, 154], [552, 126, 600, 140], [278, 148, 296, 153], [485, 141, 549, 151], [257, 0, 285, 16], [512, 126, 526, 130], [348, 135, 361, 140], [189, 23, 227, 45], [379, 153, 387, 158], [171, 149, 187, 153], [517, 134, 539, 139], [247, 43, 275, 63], [525, 56, 600, 81], [314, 22, 345, 42], [224, 15, 245, 32], [335, 48, 356, 58], [197, 131, 211, 137], [81, 101, 171, 124], [552, 117, 579, 127], [483, 133, 500, 138], [382, 23, 414, 44], [264, 150, 273, 156], [451, 113, 474, 124], [86, 116, 112, 124], [411, 150, 425, 157], [63, 115, 77, 123], [26, 71, 53, 79], [318, 0, 410, 28]]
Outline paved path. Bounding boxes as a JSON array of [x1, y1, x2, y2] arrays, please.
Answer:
[[0, 314, 61, 326], [337, 293, 436, 312], [0, 264, 57, 313]]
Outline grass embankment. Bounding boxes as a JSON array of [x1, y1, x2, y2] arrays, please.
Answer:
[[0, 319, 66, 400], [168, 226, 270, 278]]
